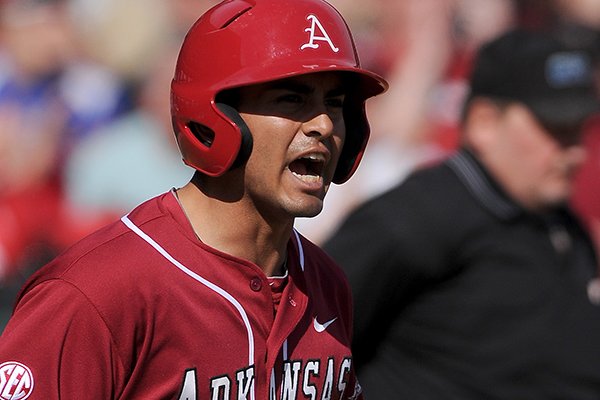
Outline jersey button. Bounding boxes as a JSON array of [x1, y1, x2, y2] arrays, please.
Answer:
[[250, 277, 263, 292]]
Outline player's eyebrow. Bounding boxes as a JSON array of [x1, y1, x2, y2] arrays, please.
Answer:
[[266, 79, 346, 97]]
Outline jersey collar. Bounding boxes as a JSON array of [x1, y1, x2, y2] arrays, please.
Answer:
[[447, 148, 522, 220]]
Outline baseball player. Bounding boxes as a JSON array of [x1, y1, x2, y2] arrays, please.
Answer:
[[0, 0, 387, 399]]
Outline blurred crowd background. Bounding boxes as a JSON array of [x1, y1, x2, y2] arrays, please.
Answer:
[[0, 0, 599, 330]]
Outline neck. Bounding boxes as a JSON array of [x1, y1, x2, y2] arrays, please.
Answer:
[[175, 181, 293, 276]]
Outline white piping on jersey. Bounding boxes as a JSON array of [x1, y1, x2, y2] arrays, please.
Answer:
[[284, 230, 304, 363], [120, 214, 256, 366], [122, 215, 308, 392], [292, 229, 305, 271]]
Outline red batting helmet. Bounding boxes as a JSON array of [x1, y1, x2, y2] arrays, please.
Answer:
[[171, 0, 388, 183]]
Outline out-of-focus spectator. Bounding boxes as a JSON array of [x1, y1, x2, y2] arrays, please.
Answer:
[[0, 0, 129, 283], [62, 43, 193, 229], [67, 0, 172, 84], [67, 0, 220, 84]]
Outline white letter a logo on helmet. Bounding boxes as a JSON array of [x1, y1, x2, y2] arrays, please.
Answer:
[[301, 14, 339, 53]]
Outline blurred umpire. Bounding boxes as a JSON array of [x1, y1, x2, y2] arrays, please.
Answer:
[[325, 28, 600, 399]]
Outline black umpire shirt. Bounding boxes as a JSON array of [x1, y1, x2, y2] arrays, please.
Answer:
[[324, 148, 600, 399]]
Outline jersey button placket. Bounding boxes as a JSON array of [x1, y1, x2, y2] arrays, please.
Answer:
[[250, 277, 263, 292]]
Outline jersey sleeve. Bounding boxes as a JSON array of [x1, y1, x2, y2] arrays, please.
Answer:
[[0, 280, 125, 398]]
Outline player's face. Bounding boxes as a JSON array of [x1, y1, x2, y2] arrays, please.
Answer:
[[235, 72, 346, 220], [478, 102, 587, 211]]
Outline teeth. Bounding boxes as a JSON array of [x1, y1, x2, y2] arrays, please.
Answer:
[[287, 152, 326, 184], [291, 171, 322, 183], [303, 153, 325, 162]]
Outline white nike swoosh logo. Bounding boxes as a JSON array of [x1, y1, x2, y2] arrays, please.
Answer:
[[313, 317, 337, 333]]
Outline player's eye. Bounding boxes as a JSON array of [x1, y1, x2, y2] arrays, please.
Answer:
[[326, 95, 345, 109], [277, 93, 304, 104]]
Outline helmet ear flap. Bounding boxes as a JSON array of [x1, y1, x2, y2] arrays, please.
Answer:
[[174, 102, 253, 177], [215, 103, 253, 170], [333, 96, 370, 184]]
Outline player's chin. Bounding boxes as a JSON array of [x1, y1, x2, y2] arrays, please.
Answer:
[[287, 196, 325, 218]]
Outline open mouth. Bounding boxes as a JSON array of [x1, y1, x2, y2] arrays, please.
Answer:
[[288, 154, 325, 183]]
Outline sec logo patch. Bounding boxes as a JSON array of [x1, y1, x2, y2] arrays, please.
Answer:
[[0, 362, 34, 400]]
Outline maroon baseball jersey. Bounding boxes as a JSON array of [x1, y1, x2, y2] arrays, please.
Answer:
[[0, 191, 363, 399]]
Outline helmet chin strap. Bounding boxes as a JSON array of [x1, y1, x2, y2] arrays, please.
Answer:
[[216, 103, 254, 170]]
